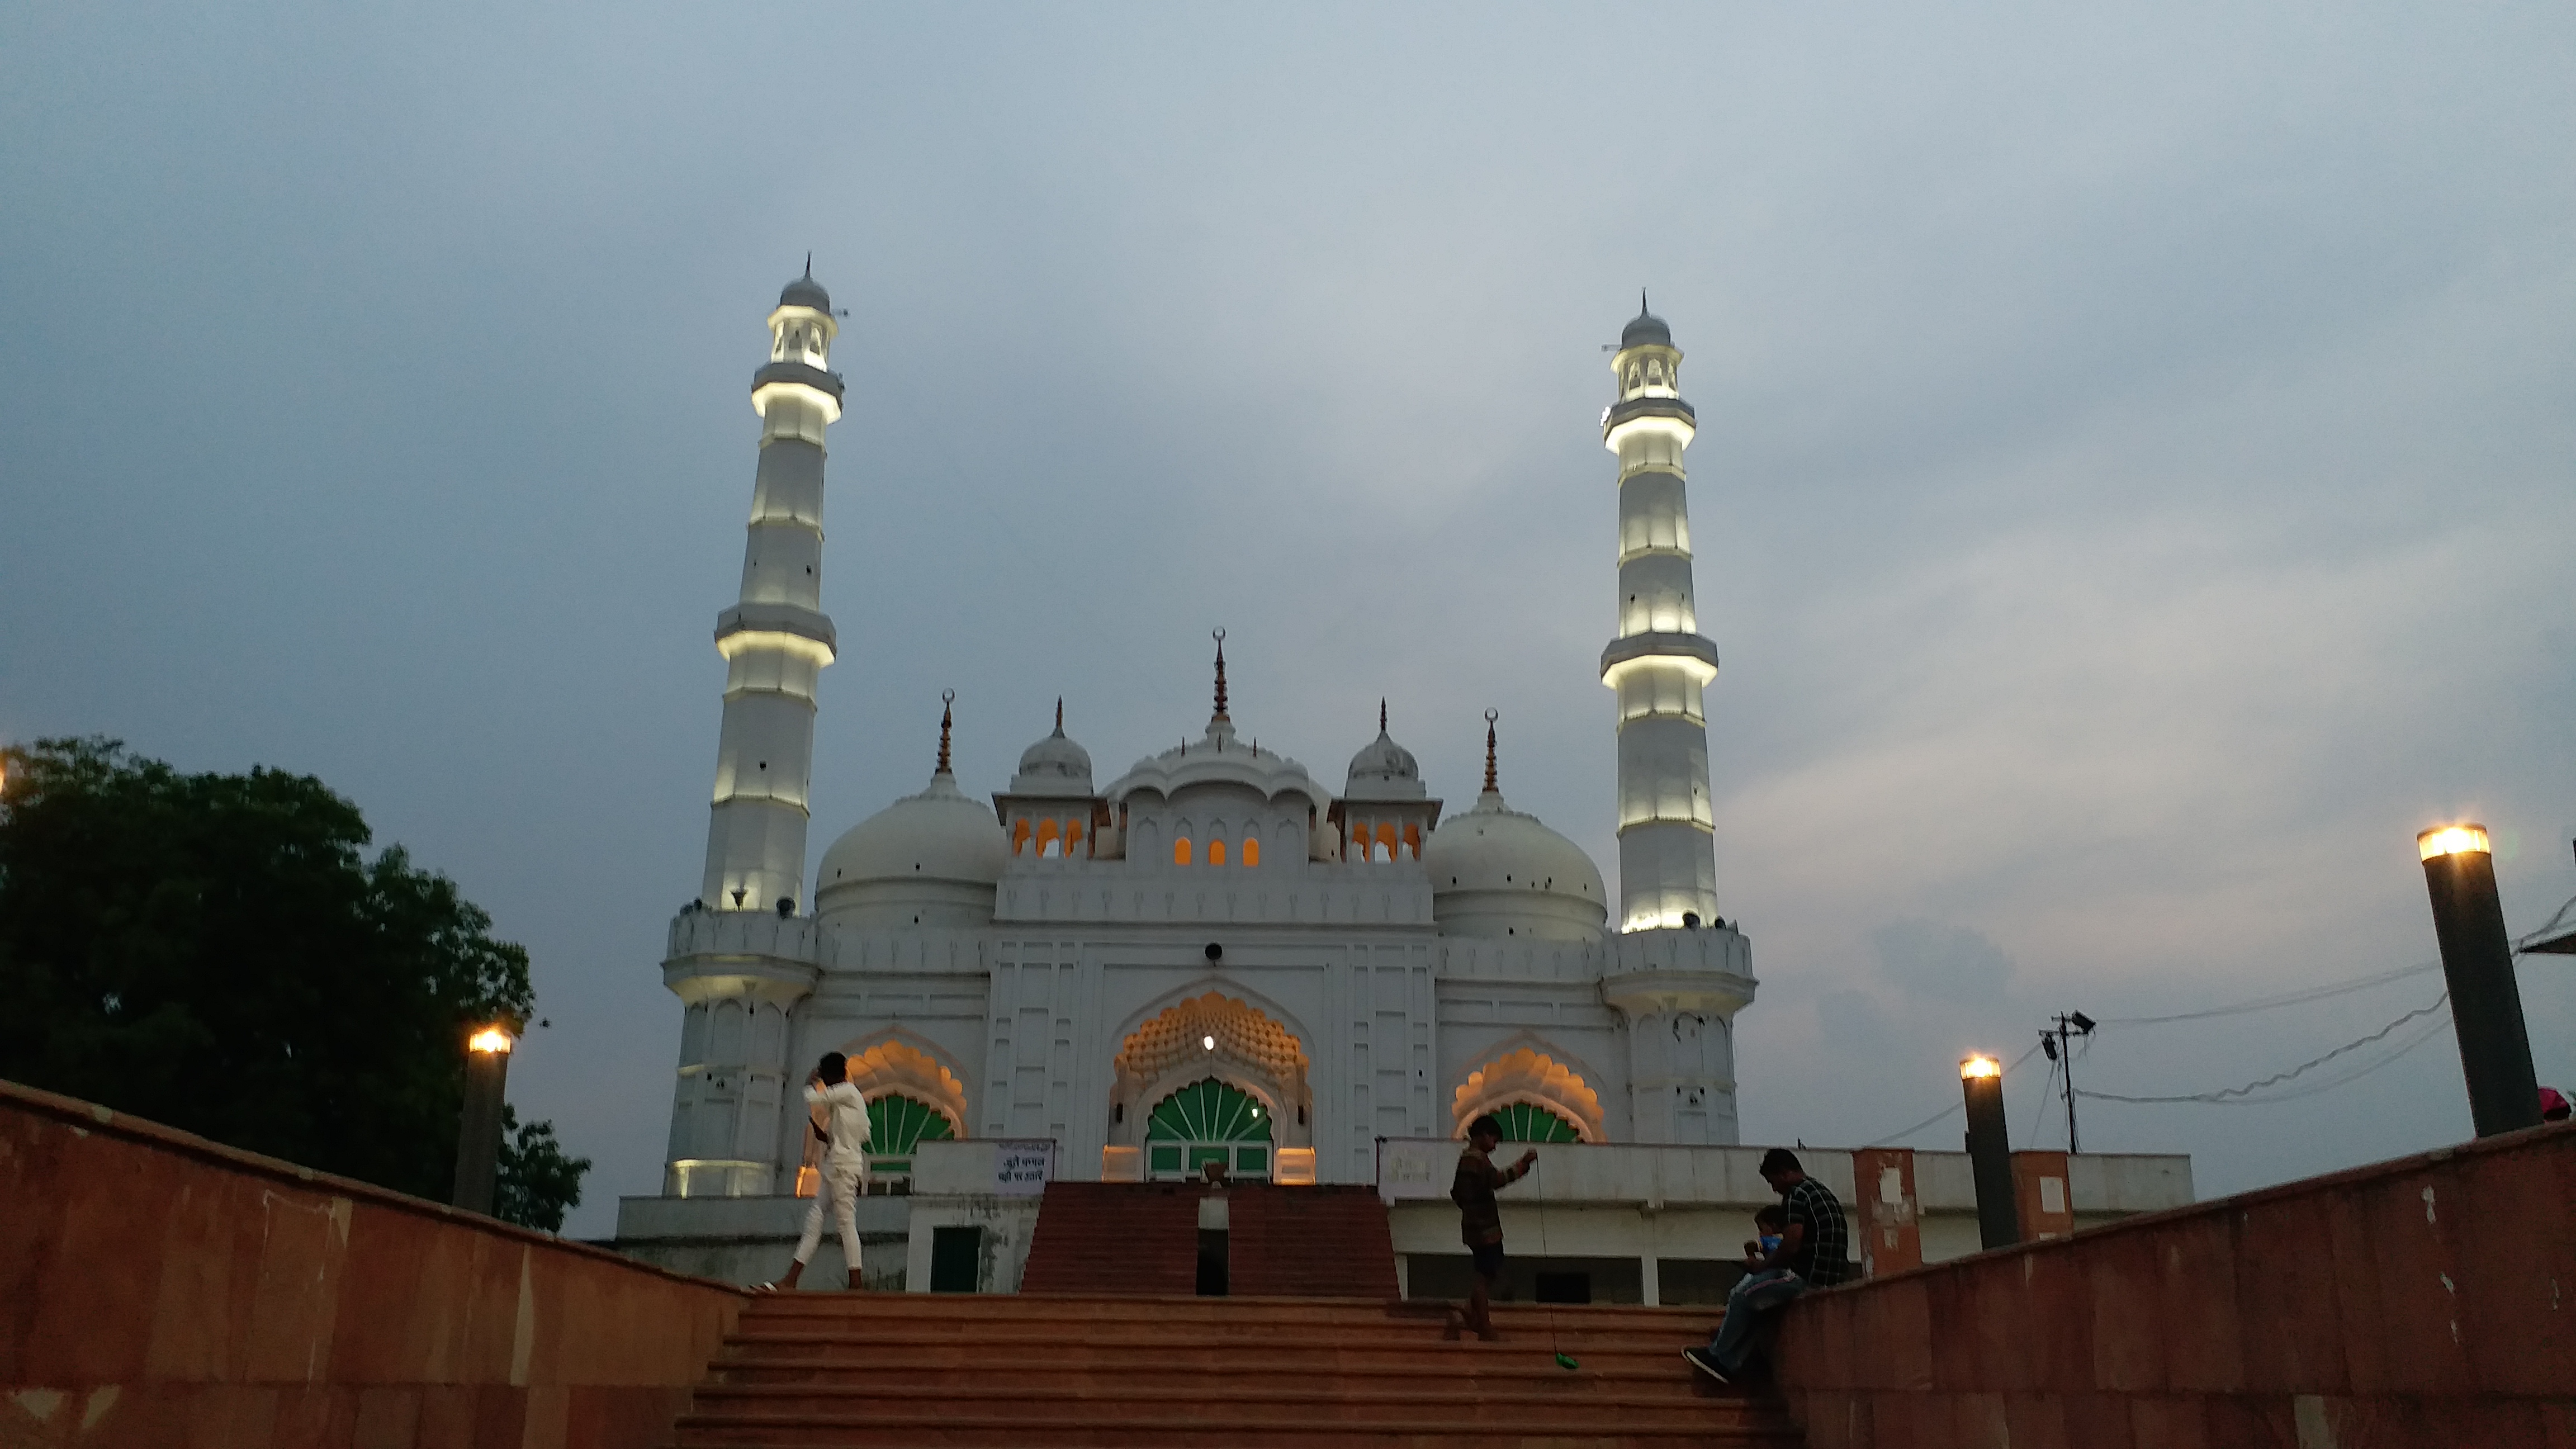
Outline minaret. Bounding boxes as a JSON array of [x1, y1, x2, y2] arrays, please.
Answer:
[[700, 266, 844, 914], [1599, 297, 1722, 933]]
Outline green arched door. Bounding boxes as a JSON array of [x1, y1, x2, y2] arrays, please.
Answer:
[[866, 1092, 956, 1191], [1490, 1101, 1582, 1143], [1145, 1078, 1273, 1180]]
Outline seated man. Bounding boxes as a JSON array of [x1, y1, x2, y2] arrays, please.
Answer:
[[1685, 1148, 1852, 1384]]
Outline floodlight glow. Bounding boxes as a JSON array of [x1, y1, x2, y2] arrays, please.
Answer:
[[2418, 824, 2490, 861], [468, 1026, 515, 1055], [1960, 1054, 2001, 1080]]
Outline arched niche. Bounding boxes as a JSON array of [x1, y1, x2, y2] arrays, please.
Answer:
[[1451, 1044, 1606, 1143], [1109, 989, 1312, 1163]]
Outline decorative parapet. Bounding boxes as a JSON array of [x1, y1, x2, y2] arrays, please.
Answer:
[[1599, 925, 1755, 1017], [663, 908, 828, 1006]]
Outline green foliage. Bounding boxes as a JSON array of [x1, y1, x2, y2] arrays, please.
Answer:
[[496, 1105, 592, 1233], [0, 737, 581, 1214]]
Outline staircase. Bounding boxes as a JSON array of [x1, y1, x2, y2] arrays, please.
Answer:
[[671, 1292, 1805, 1447], [1227, 1184, 1399, 1299], [1017, 1181, 1202, 1295]]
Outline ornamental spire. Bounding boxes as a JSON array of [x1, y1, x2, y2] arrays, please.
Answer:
[[936, 689, 955, 775], [1379, 698, 1388, 734], [1483, 708, 1500, 794], [1211, 628, 1230, 722], [1053, 696, 1064, 736]]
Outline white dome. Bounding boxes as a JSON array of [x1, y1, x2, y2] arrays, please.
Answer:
[[1343, 716, 1424, 802], [815, 771, 1010, 928], [1424, 790, 1608, 941], [1010, 708, 1094, 797]]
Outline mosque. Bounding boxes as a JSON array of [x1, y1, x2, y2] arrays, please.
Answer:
[[612, 272, 2190, 1299]]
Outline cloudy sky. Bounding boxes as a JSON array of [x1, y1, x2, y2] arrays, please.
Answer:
[[6, 3, 2571, 1239]]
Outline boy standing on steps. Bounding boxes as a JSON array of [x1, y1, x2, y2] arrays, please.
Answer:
[[1449, 1114, 1538, 1342]]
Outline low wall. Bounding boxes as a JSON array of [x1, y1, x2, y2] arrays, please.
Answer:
[[1775, 1121, 2576, 1446], [0, 1078, 746, 1448]]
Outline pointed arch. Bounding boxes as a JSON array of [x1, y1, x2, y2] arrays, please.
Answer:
[[834, 1031, 970, 1138], [1109, 982, 1313, 1156], [1451, 1038, 1606, 1143]]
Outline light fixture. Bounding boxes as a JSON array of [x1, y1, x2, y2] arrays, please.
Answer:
[[468, 1026, 515, 1055], [2419, 824, 2491, 860], [1201, 1034, 1216, 1052], [1959, 1053, 2000, 1080], [1249, 1106, 1260, 1117]]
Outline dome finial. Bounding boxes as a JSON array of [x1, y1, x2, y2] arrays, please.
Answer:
[[936, 689, 956, 775], [1483, 708, 1500, 794], [1640, 287, 1649, 316], [1053, 696, 1064, 736], [1379, 697, 1388, 734], [805, 252, 813, 279], [1211, 628, 1230, 721]]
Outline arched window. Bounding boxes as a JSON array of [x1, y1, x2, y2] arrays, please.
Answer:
[[1011, 819, 1032, 856], [1489, 1101, 1583, 1143], [1036, 819, 1062, 858], [1173, 837, 1192, 866], [864, 1092, 960, 1191], [1144, 1078, 1273, 1180], [1208, 840, 1227, 866], [1241, 837, 1259, 867]]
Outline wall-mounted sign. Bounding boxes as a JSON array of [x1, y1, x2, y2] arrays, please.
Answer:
[[995, 1140, 1054, 1196]]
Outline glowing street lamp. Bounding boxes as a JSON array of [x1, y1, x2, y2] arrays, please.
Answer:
[[1960, 1053, 2019, 1249], [2418, 823, 2541, 1137], [451, 1022, 516, 1215]]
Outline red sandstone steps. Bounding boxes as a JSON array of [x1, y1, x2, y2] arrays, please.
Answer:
[[1018, 1182, 1401, 1299], [670, 1293, 1801, 1448]]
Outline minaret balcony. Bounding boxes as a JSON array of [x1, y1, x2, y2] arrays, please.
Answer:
[[1599, 631, 1719, 686]]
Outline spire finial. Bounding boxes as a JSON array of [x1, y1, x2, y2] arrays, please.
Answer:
[[1483, 708, 1500, 794], [936, 689, 956, 774], [1211, 628, 1230, 721], [805, 252, 813, 279], [1639, 287, 1649, 316], [1379, 698, 1388, 734], [1053, 696, 1064, 735]]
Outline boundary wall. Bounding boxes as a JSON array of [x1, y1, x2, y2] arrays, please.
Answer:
[[0, 1078, 746, 1448], [1775, 1121, 2576, 1446]]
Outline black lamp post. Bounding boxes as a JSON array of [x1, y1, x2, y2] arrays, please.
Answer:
[[1961, 1053, 2019, 1249], [2419, 824, 2541, 1137], [451, 1024, 514, 1214]]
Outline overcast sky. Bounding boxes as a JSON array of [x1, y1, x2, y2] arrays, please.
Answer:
[[6, 3, 2572, 1239]]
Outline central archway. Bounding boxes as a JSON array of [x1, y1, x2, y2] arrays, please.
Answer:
[[1145, 1077, 1275, 1180], [1109, 989, 1312, 1180]]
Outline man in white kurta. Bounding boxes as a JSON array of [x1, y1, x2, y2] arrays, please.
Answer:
[[766, 1050, 872, 1291]]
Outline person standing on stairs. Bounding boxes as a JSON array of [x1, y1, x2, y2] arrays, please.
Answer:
[[1449, 1113, 1538, 1342], [761, 1052, 872, 1292]]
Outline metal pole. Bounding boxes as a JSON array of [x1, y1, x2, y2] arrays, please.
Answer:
[[2419, 825, 2541, 1137], [1960, 1054, 2020, 1249], [452, 1026, 514, 1214]]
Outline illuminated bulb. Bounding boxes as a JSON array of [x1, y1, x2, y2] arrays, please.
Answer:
[[1202, 1034, 1216, 1052], [1250, 1106, 1260, 1117], [1959, 1054, 2001, 1080], [2417, 824, 2491, 861], [468, 1026, 515, 1055]]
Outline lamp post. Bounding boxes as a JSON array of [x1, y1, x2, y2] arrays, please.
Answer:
[[1961, 1053, 2019, 1249], [451, 1024, 514, 1214], [2419, 824, 2541, 1137]]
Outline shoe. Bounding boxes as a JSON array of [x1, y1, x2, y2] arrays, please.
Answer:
[[1683, 1347, 1730, 1385]]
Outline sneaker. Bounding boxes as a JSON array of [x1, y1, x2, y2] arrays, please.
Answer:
[[1682, 1347, 1730, 1385]]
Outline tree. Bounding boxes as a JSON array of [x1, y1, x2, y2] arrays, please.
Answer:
[[496, 1106, 593, 1233], [0, 737, 587, 1225]]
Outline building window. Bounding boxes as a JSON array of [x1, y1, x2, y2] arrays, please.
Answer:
[[1144, 1078, 1273, 1181], [1209, 840, 1227, 866], [1490, 1101, 1583, 1143], [1173, 837, 1192, 866], [1241, 837, 1259, 867]]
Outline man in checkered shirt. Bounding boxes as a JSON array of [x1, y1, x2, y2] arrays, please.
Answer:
[[1685, 1148, 1853, 1384]]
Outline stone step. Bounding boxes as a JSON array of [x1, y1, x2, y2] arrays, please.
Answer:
[[673, 1420, 1802, 1449], [709, 1353, 1723, 1394], [719, 1328, 1711, 1363], [685, 1384, 1758, 1429]]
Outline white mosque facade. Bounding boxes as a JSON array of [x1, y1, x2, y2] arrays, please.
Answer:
[[654, 271, 1750, 1205], [614, 273, 2195, 1293]]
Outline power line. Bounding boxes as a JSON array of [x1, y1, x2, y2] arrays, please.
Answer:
[[2076, 994, 2450, 1105], [2095, 960, 2438, 1027]]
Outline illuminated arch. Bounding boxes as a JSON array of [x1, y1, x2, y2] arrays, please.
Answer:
[[1241, 836, 1259, 867], [1209, 839, 1228, 866], [1110, 988, 1312, 1159], [1452, 1046, 1605, 1143], [841, 1037, 969, 1138], [1174, 836, 1192, 865]]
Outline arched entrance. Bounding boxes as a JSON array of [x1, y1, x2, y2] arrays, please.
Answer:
[[1145, 1078, 1274, 1180], [1110, 989, 1311, 1181]]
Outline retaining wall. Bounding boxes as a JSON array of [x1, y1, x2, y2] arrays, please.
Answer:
[[0, 1078, 746, 1448], [1775, 1121, 2576, 1446]]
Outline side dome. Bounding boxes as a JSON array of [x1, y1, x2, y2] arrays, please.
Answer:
[[779, 272, 831, 312], [815, 772, 1010, 929], [1621, 302, 1671, 349], [1424, 793, 1608, 942], [1010, 702, 1094, 797]]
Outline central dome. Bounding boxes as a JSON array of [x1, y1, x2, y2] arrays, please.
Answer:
[[1424, 791, 1607, 942]]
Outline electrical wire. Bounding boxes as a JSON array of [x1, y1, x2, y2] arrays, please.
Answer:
[[2095, 960, 2439, 1027], [1860, 1039, 2045, 1147], [2075, 993, 2449, 1105], [2517, 892, 2576, 954]]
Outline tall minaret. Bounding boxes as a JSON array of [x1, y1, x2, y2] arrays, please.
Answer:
[[700, 267, 844, 914], [1599, 299, 1722, 933]]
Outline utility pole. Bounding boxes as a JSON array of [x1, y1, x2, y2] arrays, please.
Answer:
[[2038, 1012, 2097, 1153]]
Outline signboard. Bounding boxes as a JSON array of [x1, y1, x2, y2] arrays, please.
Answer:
[[994, 1139, 1054, 1196], [1375, 1137, 1460, 1203]]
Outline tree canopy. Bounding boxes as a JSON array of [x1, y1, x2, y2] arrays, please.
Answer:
[[0, 737, 588, 1226]]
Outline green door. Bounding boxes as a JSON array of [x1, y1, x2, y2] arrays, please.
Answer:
[[1145, 1079, 1273, 1180]]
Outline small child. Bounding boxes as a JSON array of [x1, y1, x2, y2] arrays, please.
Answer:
[[1450, 1114, 1538, 1342], [1742, 1204, 1787, 1266]]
